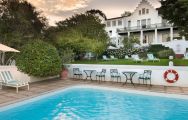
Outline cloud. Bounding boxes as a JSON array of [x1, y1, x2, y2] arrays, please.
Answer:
[[27, 0, 91, 25], [27, 0, 160, 26], [27, 0, 90, 15]]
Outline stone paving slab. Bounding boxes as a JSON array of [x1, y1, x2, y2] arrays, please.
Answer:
[[0, 78, 188, 107]]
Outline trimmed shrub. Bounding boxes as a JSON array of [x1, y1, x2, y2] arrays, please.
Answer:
[[157, 49, 175, 59], [148, 44, 170, 57], [16, 40, 62, 77]]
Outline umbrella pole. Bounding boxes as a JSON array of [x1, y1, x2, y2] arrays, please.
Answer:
[[0, 52, 2, 65], [2, 52, 5, 65]]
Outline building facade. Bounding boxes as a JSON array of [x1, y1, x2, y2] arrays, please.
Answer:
[[105, 0, 188, 55]]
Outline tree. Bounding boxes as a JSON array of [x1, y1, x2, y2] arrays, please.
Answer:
[[56, 29, 91, 54], [56, 11, 109, 43], [56, 29, 107, 60], [55, 10, 109, 59], [159, 0, 188, 38], [122, 35, 140, 49], [121, 11, 131, 17], [86, 9, 107, 20], [0, 0, 47, 49]]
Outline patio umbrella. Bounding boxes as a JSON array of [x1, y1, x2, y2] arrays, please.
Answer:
[[0, 43, 20, 65], [0, 44, 20, 52], [108, 46, 119, 50]]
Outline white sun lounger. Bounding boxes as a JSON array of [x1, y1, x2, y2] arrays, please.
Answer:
[[131, 54, 143, 63], [102, 55, 110, 61], [147, 54, 160, 62], [0, 71, 29, 93], [110, 55, 118, 60], [184, 53, 188, 60]]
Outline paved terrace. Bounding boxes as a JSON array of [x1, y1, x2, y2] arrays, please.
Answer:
[[1, 78, 188, 107]]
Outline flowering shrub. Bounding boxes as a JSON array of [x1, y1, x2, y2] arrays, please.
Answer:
[[106, 46, 148, 59]]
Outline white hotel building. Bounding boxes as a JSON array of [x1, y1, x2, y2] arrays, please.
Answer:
[[105, 0, 188, 56]]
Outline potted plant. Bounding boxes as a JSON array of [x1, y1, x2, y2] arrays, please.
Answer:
[[61, 65, 69, 80], [59, 49, 74, 80]]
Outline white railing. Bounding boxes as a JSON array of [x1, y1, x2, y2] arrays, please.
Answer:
[[117, 23, 172, 33]]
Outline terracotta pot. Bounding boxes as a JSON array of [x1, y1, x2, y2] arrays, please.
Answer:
[[61, 68, 68, 80]]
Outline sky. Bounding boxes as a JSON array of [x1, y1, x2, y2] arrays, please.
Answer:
[[27, 0, 161, 26]]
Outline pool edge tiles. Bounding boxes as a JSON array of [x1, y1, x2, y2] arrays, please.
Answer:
[[1, 85, 188, 112]]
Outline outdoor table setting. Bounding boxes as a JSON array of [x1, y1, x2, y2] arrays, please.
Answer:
[[122, 71, 137, 86], [84, 70, 96, 81]]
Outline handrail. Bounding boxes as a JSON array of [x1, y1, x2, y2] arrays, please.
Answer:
[[117, 23, 172, 33]]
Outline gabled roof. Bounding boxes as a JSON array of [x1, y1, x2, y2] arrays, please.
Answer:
[[132, 0, 156, 14], [107, 16, 124, 21], [106, 0, 159, 20]]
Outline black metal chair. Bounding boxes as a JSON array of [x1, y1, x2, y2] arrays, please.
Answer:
[[110, 69, 121, 82], [96, 69, 106, 83], [73, 68, 82, 80], [138, 70, 152, 86]]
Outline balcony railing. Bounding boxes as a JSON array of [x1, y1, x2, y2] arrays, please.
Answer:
[[117, 23, 172, 33]]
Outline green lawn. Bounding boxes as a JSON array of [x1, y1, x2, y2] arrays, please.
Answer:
[[72, 59, 188, 66]]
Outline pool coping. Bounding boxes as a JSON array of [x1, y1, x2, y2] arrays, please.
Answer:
[[1, 84, 188, 112]]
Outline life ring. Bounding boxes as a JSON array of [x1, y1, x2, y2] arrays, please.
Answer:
[[164, 69, 179, 83]]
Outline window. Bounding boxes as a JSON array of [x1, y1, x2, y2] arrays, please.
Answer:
[[142, 8, 145, 15], [143, 35, 147, 44], [141, 19, 146, 28], [147, 19, 151, 25], [107, 21, 111, 27], [137, 20, 140, 27], [118, 20, 122, 26], [146, 9, 149, 14], [139, 10, 141, 15], [112, 20, 116, 26], [128, 21, 131, 28]]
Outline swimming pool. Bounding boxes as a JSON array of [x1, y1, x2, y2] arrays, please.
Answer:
[[1, 86, 188, 120]]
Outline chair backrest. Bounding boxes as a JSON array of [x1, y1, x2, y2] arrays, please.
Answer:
[[125, 55, 129, 59], [185, 53, 188, 58], [101, 69, 106, 73], [0, 71, 14, 83], [147, 54, 154, 59], [110, 56, 115, 59], [144, 70, 152, 78], [131, 55, 135, 59], [110, 69, 118, 74], [73, 68, 80, 73], [132, 54, 139, 60]]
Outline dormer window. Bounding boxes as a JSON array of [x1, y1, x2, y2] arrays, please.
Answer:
[[139, 10, 141, 15], [142, 8, 145, 15], [146, 9, 149, 14]]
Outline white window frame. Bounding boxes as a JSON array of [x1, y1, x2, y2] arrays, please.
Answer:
[[107, 21, 111, 27], [147, 18, 151, 26], [142, 8, 145, 15], [112, 20, 116, 26], [146, 9, 149, 14], [118, 20, 122, 26], [128, 21, 131, 28]]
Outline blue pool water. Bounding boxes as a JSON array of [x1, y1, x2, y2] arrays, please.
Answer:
[[1, 87, 188, 120]]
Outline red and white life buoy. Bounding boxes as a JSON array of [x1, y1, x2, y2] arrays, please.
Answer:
[[164, 69, 179, 83]]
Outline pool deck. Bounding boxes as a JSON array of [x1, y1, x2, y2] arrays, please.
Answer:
[[1, 78, 188, 107]]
